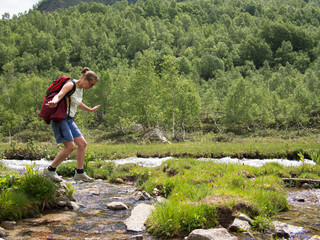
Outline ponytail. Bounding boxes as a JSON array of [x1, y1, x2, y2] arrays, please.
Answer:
[[80, 67, 99, 82]]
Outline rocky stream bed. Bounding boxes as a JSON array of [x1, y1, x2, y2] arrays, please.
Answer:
[[0, 157, 319, 240]]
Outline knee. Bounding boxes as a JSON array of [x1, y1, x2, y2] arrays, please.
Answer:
[[78, 139, 87, 150], [65, 142, 76, 153]]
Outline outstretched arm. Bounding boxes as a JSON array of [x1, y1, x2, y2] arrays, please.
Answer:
[[46, 81, 74, 108], [78, 103, 101, 112]]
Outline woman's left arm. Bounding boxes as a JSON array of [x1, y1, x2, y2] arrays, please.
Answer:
[[78, 103, 101, 112]]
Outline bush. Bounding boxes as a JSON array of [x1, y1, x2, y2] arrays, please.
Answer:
[[0, 189, 33, 221], [251, 215, 274, 232], [20, 164, 57, 208], [93, 161, 115, 179], [57, 161, 77, 177]]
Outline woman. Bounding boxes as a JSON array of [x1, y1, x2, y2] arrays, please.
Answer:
[[45, 67, 100, 182]]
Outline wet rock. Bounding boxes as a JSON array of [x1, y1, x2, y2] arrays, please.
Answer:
[[0, 221, 16, 230], [22, 212, 77, 226], [272, 221, 306, 238], [77, 186, 100, 196], [236, 213, 252, 223], [153, 196, 166, 204], [115, 178, 124, 184], [124, 203, 154, 232], [67, 201, 81, 210], [297, 198, 305, 202], [0, 227, 5, 237], [127, 235, 143, 240], [302, 183, 312, 189], [229, 217, 251, 232], [242, 232, 255, 239], [107, 202, 129, 210], [132, 191, 152, 201], [184, 228, 238, 240]]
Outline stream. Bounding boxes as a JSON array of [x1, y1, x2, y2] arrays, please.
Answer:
[[1, 157, 319, 239]]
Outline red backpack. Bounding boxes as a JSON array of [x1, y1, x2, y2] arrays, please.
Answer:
[[38, 76, 76, 124]]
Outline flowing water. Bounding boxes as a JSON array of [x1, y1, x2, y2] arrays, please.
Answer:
[[1, 157, 319, 239]]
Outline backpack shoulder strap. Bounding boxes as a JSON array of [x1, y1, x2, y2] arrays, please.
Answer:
[[66, 79, 76, 117]]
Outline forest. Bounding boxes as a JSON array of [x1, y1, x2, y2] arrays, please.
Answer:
[[1, 0, 320, 141]]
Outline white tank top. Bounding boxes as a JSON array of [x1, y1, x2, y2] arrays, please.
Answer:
[[68, 79, 83, 118]]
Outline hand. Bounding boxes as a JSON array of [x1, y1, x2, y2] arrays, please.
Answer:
[[45, 101, 58, 108], [91, 105, 101, 112]]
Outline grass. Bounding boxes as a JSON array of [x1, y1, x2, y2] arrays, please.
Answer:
[[86, 157, 319, 238], [1, 132, 320, 237], [0, 163, 60, 221], [1, 133, 320, 160]]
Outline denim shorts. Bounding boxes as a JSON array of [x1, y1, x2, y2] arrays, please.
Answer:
[[50, 115, 82, 143]]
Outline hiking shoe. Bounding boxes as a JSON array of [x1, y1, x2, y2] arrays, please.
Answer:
[[74, 172, 94, 182], [44, 169, 63, 182]]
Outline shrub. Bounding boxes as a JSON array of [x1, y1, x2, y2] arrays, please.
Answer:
[[57, 161, 77, 177], [0, 189, 33, 221], [19, 164, 57, 208], [93, 161, 115, 179], [251, 215, 274, 232]]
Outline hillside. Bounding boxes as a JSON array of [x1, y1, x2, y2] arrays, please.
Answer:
[[36, 0, 137, 12], [1, 0, 320, 140]]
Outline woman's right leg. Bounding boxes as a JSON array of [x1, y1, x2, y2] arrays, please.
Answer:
[[50, 141, 75, 168], [45, 141, 75, 182]]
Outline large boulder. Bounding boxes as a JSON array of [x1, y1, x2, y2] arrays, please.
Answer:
[[142, 128, 171, 144], [124, 203, 154, 232]]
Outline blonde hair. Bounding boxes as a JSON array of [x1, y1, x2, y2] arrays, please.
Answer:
[[80, 67, 99, 82]]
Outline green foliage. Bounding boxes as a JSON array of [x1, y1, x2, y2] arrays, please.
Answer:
[[127, 158, 292, 237], [0, 189, 33, 221], [0, 163, 59, 221], [57, 161, 77, 177], [19, 163, 57, 206], [251, 215, 274, 232], [1, 0, 320, 137], [3, 140, 60, 160], [147, 200, 218, 238], [93, 161, 116, 179]]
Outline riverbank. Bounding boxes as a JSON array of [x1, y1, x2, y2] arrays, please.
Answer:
[[1, 134, 320, 160], [1, 157, 320, 239]]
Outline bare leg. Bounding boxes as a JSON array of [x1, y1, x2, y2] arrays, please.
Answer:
[[74, 136, 87, 169], [50, 141, 75, 168]]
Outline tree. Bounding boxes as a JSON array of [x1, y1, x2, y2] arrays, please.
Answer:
[[129, 50, 159, 129], [238, 36, 272, 68]]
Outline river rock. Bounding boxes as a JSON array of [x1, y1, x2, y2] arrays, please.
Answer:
[[142, 128, 171, 144], [124, 203, 154, 232], [0, 221, 16, 230], [272, 221, 306, 238], [185, 228, 238, 240], [22, 211, 77, 226], [67, 201, 81, 210], [302, 183, 312, 189], [229, 218, 251, 232], [132, 191, 152, 201], [107, 202, 129, 210], [127, 235, 143, 240], [153, 196, 166, 204], [0, 227, 5, 237]]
